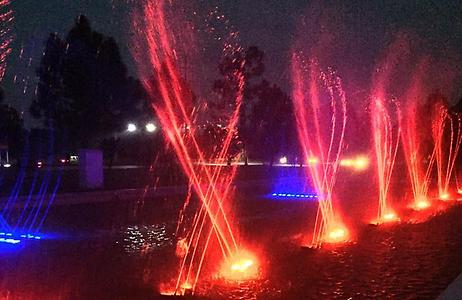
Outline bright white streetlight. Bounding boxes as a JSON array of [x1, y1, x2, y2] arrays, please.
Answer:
[[279, 156, 288, 164], [127, 123, 137, 133], [145, 123, 157, 133]]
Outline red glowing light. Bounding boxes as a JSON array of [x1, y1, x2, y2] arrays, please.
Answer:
[[324, 226, 349, 244], [372, 211, 400, 225], [383, 212, 398, 221], [439, 193, 450, 201], [218, 250, 259, 281], [413, 199, 431, 211]]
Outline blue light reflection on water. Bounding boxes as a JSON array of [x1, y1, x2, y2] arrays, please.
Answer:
[[270, 167, 317, 200]]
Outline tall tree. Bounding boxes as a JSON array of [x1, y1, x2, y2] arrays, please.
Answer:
[[0, 86, 24, 161], [31, 15, 147, 150], [213, 46, 295, 164], [250, 80, 295, 165]]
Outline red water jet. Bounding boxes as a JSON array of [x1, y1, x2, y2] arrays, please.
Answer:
[[291, 55, 349, 247], [401, 63, 435, 211], [432, 99, 462, 201], [132, 0, 257, 294], [370, 98, 401, 225]]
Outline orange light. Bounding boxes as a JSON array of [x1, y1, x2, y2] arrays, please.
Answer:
[[340, 155, 369, 171], [377, 211, 400, 224], [231, 259, 254, 272], [340, 159, 354, 167], [218, 250, 259, 281], [353, 156, 369, 170], [439, 193, 450, 201], [383, 213, 396, 221], [181, 282, 192, 290], [307, 157, 319, 165], [413, 198, 431, 210], [383, 212, 398, 221], [324, 226, 349, 244]]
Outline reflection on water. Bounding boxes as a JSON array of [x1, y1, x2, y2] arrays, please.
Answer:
[[187, 205, 462, 299], [119, 224, 173, 254], [0, 202, 462, 299]]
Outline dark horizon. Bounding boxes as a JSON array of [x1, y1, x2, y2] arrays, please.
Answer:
[[2, 0, 462, 127]]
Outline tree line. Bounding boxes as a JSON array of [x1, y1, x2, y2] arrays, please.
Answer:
[[0, 15, 299, 166]]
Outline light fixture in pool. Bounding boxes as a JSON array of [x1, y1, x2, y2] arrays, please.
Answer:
[[0, 232, 42, 241], [271, 193, 318, 199], [0, 237, 20, 244]]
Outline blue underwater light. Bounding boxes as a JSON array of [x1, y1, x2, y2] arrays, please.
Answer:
[[270, 192, 318, 199], [0, 232, 42, 244]]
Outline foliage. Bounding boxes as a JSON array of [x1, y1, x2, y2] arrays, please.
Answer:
[[31, 15, 148, 150], [213, 46, 296, 164], [0, 86, 24, 161]]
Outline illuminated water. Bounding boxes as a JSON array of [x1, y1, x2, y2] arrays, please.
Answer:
[[1, 193, 461, 299]]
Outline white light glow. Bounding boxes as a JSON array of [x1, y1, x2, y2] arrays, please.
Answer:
[[127, 123, 137, 132], [145, 123, 157, 133]]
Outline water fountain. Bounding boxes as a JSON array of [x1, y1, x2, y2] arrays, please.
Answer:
[[432, 99, 462, 201], [132, 0, 257, 294], [401, 63, 436, 212], [370, 97, 401, 224], [291, 55, 349, 247]]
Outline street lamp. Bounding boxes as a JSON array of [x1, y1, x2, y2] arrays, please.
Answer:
[[127, 123, 137, 133], [145, 123, 157, 133]]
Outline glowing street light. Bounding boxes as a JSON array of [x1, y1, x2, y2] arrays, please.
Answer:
[[279, 156, 288, 164], [307, 157, 319, 165], [145, 123, 157, 133], [340, 155, 369, 171], [353, 156, 369, 170], [127, 123, 137, 133]]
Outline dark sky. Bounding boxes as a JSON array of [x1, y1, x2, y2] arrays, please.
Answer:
[[3, 0, 462, 126]]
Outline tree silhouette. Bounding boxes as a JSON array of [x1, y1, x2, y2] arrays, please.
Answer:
[[214, 46, 295, 164], [31, 15, 147, 151], [0, 86, 24, 162]]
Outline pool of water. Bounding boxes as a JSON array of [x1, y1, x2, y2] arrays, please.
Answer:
[[1, 197, 462, 299]]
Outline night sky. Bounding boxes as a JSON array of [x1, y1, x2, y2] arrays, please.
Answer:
[[3, 0, 462, 126]]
